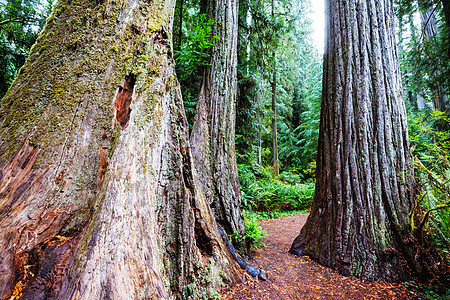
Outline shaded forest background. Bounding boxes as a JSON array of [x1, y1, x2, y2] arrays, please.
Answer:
[[0, 0, 449, 296]]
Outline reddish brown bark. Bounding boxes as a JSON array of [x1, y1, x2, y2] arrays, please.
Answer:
[[190, 0, 245, 250], [0, 0, 240, 298], [290, 0, 439, 282]]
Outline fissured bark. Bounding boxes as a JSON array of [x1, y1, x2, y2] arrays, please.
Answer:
[[0, 0, 240, 298], [190, 0, 246, 251], [290, 0, 439, 282]]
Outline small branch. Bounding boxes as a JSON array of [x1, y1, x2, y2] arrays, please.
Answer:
[[419, 4, 439, 43], [415, 157, 444, 186], [409, 192, 428, 233], [416, 202, 450, 235], [0, 16, 38, 28]]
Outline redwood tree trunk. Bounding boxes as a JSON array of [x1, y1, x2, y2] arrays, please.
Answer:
[[271, 67, 279, 176], [420, 6, 445, 111], [190, 0, 245, 248], [270, 0, 279, 177], [0, 0, 239, 298], [290, 0, 431, 282]]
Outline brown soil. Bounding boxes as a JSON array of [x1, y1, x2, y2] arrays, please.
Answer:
[[220, 213, 419, 299]]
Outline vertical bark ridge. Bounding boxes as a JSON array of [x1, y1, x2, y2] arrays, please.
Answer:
[[290, 0, 423, 282], [0, 0, 240, 298], [190, 0, 245, 247]]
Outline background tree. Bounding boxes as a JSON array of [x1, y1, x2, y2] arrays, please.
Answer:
[[395, 1, 450, 270], [0, 0, 240, 298], [189, 0, 247, 250], [236, 0, 322, 172], [271, 0, 279, 176], [290, 0, 442, 281], [396, 0, 449, 115], [174, 0, 215, 128]]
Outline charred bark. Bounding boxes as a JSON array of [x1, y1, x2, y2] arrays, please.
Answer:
[[290, 0, 442, 282], [190, 0, 246, 251], [0, 0, 240, 299]]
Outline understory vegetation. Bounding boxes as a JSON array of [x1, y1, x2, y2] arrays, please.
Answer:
[[409, 111, 450, 260], [238, 163, 314, 212], [1, 0, 449, 297]]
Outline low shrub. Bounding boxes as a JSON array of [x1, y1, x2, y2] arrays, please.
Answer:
[[243, 179, 314, 211], [243, 212, 267, 249]]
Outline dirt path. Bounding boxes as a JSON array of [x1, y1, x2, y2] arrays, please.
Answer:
[[220, 213, 418, 299]]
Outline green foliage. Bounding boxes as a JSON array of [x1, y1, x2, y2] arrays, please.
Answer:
[[294, 63, 322, 167], [243, 211, 267, 249], [402, 281, 449, 300], [236, 0, 323, 173], [397, 0, 450, 112], [175, 14, 216, 76], [0, 0, 52, 99], [422, 288, 450, 300], [244, 209, 308, 221], [277, 169, 304, 185], [238, 163, 314, 211], [174, 14, 217, 127], [408, 110, 450, 258], [227, 209, 267, 250], [208, 290, 222, 300]]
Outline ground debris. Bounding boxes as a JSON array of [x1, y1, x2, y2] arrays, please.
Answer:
[[220, 213, 419, 300]]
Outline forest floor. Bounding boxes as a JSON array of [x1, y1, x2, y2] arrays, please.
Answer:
[[220, 213, 420, 299]]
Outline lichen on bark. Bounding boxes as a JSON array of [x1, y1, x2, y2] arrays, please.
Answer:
[[190, 0, 246, 253], [0, 0, 240, 298], [290, 0, 443, 282]]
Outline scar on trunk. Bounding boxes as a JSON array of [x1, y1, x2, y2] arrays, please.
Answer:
[[114, 74, 136, 129], [97, 146, 108, 189]]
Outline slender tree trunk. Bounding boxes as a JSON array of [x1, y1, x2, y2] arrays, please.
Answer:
[[271, 66, 279, 176], [0, 0, 240, 298], [420, 6, 445, 111], [175, 0, 184, 53], [290, 0, 437, 282], [258, 130, 262, 166], [442, 0, 450, 31], [421, 6, 438, 37], [271, 0, 279, 176], [190, 0, 245, 250]]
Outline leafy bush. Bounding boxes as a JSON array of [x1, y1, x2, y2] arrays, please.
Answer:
[[243, 212, 267, 249], [244, 209, 308, 221], [402, 281, 449, 300], [277, 169, 304, 185], [238, 163, 314, 211], [174, 14, 217, 127]]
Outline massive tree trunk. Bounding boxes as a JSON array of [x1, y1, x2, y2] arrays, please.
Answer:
[[0, 0, 240, 299], [190, 0, 245, 249], [290, 0, 435, 282]]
